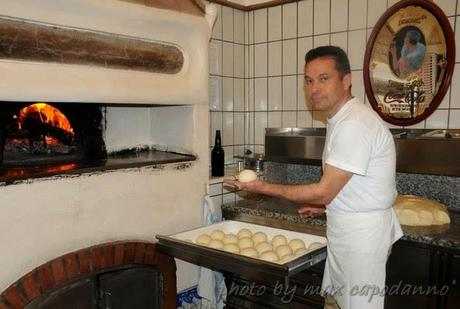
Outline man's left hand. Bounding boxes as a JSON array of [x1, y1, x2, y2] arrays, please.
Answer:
[[298, 204, 326, 217]]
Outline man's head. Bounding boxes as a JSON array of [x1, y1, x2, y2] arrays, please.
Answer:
[[305, 45, 351, 78], [405, 30, 421, 46], [304, 46, 352, 117]]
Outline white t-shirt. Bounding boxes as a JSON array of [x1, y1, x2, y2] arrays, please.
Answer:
[[323, 97, 397, 213]]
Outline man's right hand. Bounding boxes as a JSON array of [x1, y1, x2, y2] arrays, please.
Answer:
[[223, 178, 264, 192]]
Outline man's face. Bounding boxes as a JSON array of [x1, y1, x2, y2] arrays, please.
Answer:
[[304, 57, 351, 117], [404, 35, 415, 51]]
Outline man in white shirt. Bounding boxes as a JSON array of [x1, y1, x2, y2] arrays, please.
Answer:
[[224, 46, 402, 309]]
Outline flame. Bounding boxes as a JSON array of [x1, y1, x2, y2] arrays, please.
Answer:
[[18, 103, 74, 135], [3, 163, 77, 177]]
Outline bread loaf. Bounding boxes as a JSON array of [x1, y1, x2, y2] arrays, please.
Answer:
[[393, 195, 450, 226]]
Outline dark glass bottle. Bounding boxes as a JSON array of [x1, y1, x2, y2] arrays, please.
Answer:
[[211, 130, 224, 176]]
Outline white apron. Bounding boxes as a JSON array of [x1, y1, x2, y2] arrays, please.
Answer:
[[321, 208, 403, 309]]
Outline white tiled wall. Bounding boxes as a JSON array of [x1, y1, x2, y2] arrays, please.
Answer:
[[210, 0, 460, 165]]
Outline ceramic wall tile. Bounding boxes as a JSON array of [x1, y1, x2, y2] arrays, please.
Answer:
[[331, 0, 348, 32], [283, 39, 297, 75], [268, 76, 282, 111], [222, 6, 234, 41], [254, 9, 268, 43], [283, 2, 298, 39], [314, 0, 330, 35], [268, 6, 282, 41], [298, 0, 313, 37]]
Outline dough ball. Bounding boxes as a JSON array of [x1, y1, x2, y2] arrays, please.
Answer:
[[398, 209, 419, 226], [271, 234, 287, 247], [237, 228, 253, 239], [238, 237, 254, 250], [308, 242, 324, 251], [208, 239, 224, 250], [252, 232, 268, 244], [434, 210, 450, 224], [289, 238, 306, 251], [255, 242, 273, 254], [223, 243, 240, 254], [237, 169, 258, 183], [259, 251, 279, 262], [196, 234, 211, 245], [294, 247, 308, 256], [279, 254, 294, 264], [275, 244, 292, 258], [210, 230, 225, 240], [240, 248, 259, 258], [223, 233, 239, 244], [418, 210, 434, 225]]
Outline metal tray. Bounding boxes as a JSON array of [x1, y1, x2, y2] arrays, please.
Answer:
[[156, 221, 327, 282]]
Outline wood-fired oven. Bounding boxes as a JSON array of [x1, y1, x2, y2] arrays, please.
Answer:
[[0, 0, 216, 307]]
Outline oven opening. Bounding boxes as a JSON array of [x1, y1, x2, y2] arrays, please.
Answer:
[[4, 103, 77, 164], [0, 102, 196, 183], [0, 102, 106, 168]]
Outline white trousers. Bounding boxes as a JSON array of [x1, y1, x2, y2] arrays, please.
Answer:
[[321, 208, 402, 309]]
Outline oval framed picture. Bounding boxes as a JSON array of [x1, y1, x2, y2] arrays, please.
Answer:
[[363, 0, 455, 126]]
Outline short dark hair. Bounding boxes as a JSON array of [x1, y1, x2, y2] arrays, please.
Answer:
[[406, 30, 421, 45], [304, 46, 351, 77]]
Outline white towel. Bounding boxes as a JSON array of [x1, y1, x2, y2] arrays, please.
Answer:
[[197, 195, 227, 309]]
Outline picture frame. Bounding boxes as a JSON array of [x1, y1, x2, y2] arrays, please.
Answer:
[[363, 0, 455, 126]]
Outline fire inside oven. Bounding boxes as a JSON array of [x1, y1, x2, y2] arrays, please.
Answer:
[[0, 102, 106, 167]]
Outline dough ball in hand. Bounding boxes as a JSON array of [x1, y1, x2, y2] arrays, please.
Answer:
[[237, 169, 258, 183]]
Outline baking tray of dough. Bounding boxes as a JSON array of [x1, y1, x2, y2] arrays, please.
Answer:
[[156, 220, 327, 281]]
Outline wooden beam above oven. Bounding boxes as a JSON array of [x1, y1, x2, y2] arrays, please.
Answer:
[[120, 0, 206, 16]]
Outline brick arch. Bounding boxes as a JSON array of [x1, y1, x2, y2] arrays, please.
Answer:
[[0, 242, 176, 309]]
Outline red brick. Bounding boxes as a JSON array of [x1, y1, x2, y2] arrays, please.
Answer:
[[91, 247, 103, 271], [3, 286, 26, 309], [114, 244, 125, 266], [51, 259, 66, 286], [103, 245, 115, 268], [134, 243, 146, 263], [144, 244, 156, 264], [0, 299, 10, 309], [157, 254, 176, 274], [63, 254, 79, 280], [21, 272, 40, 301], [37, 265, 54, 293], [125, 243, 136, 263], [77, 250, 91, 274]]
